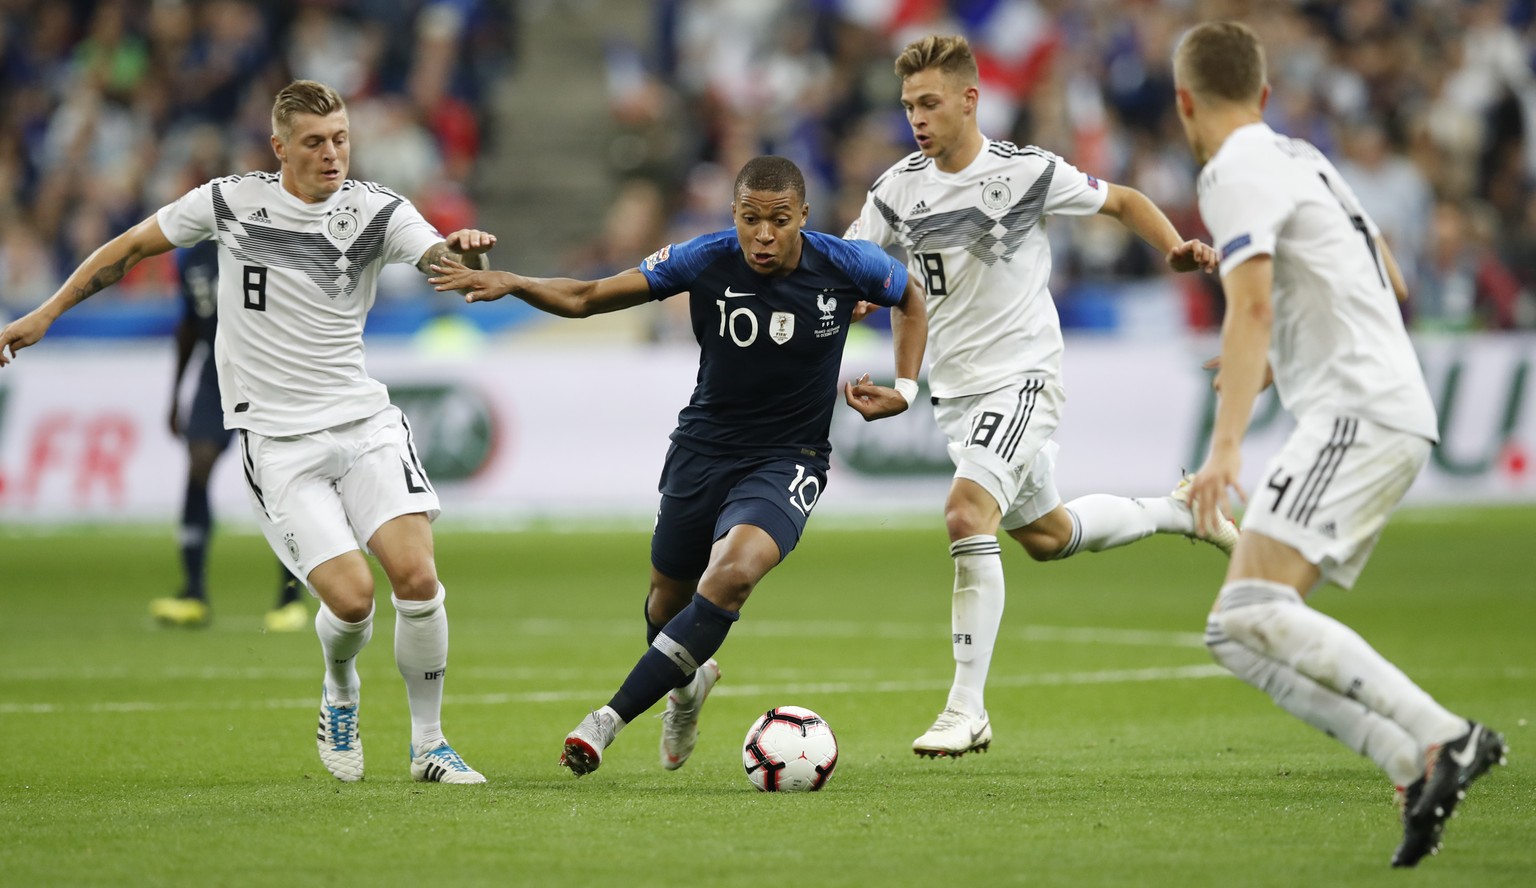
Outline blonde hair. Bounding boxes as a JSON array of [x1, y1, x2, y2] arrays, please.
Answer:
[[271, 80, 346, 142], [894, 35, 978, 84], [1175, 21, 1267, 105]]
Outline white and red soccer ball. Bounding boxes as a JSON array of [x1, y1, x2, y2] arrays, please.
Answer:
[[741, 705, 838, 792]]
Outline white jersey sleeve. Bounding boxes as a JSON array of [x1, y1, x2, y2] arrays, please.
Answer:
[[378, 190, 444, 269], [1198, 169, 1293, 277], [1041, 151, 1109, 217], [156, 182, 221, 247], [846, 184, 901, 249]]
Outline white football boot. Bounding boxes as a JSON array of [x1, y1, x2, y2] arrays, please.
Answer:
[[561, 707, 625, 776], [1169, 474, 1240, 555], [317, 690, 364, 782], [912, 708, 992, 758], [410, 740, 486, 784], [660, 659, 720, 771]]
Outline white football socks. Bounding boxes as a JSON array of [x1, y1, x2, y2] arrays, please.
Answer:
[[948, 535, 1004, 716], [316, 603, 373, 705], [1206, 614, 1422, 785], [1207, 580, 1467, 781], [1058, 493, 1191, 558], [394, 584, 449, 749]]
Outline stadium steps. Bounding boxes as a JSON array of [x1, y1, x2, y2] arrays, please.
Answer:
[[477, 0, 650, 278]]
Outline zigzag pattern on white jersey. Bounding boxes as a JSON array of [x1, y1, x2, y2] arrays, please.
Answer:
[[157, 173, 444, 436], [211, 180, 400, 302], [850, 140, 1107, 399]]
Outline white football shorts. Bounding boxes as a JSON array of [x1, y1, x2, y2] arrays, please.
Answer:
[[933, 377, 1064, 530], [237, 406, 440, 584], [1242, 414, 1431, 589]]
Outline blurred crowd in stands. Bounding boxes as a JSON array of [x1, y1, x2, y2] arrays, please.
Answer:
[[594, 0, 1536, 333], [4, 0, 1535, 334], [0, 0, 512, 313]]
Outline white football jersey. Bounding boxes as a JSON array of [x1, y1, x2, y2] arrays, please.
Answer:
[[1199, 123, 1437, 441], [848, 139, 1107, 398], [157, 173, 443, 436]]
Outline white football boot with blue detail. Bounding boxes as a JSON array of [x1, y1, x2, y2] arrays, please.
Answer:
[[317, 690, 363, 782], [410, 740, 486, 784]]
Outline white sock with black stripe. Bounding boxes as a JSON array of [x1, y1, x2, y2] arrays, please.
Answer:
[[1207, 580, 1467, 763], [1056, 494, 1192, 559], [948, 535, 1005, 716]]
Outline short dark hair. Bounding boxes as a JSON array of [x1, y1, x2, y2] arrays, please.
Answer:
[[895, 35, 978, 84], [733, 156, 806, 203], [1175, 21, 1266, 105]]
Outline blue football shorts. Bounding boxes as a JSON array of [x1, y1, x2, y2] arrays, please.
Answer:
[[649, 443, 827, 580]]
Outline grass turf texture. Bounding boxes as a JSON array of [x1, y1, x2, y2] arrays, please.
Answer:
[[1, 509, 1531, 886]]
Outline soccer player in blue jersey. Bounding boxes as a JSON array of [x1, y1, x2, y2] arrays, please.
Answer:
[[429, 155, 927, 776], [150, 240, 308, 631]]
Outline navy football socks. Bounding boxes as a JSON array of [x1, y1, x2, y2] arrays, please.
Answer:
[[609, 593, 738, 722]]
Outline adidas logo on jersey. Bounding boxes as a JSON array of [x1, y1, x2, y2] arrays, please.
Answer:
[[246, 207, 272, 224], [908, 200, 931, 216]]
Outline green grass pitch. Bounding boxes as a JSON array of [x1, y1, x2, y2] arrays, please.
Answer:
[[1, 508, 1531, 886]]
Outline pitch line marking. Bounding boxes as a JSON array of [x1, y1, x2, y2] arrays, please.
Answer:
[[0, 664, 1228, 716]]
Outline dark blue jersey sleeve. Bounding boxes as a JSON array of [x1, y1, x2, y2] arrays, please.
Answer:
[[638, 230, 740, 299], [805, 231, 907, 307]]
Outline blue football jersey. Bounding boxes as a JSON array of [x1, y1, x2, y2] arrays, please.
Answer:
[[177, 240, 220, 348], [639, 229, 908, 465]]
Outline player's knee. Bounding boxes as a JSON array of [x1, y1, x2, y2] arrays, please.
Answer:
[[1205, 580, 1303, 659], [647, 584, 692, 625], [388, 563, 440, 601], [698, 562, 756, 612], [320, 582, 375, 623], [944, 502, 992, 541], [309, 555, 375, 620]]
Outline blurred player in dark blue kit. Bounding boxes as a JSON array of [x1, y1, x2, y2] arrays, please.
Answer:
[[430, 156, 927, 775], [148, 240, 307, 631]]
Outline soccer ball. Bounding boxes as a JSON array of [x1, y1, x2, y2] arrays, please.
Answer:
[[741, 705, 839, 792]]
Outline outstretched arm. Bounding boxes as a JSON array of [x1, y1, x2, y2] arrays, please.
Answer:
[[428, 256, 655, 318], [1187, 255, 1274, 537], [1098, 183, 1217, 274], [0, 214, 177, 366], [845, 276, 928, 421], [1378, 236, 1408, 303], [416, 228, 496, 281]]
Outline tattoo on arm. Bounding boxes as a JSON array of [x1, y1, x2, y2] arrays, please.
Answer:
[[417, 242, 489, 275], [70, 256, 132, 308], [417, 243, 450, 274]]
